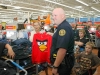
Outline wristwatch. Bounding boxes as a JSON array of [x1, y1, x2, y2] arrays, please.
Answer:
[[52, 65, 58, 69]]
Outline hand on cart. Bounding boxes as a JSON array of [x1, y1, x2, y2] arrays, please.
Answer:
[[6, 44, 15, 59]]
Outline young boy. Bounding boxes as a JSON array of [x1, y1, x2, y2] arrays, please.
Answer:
[[75, 29, 88, 52], [76, 42, 100, 75]]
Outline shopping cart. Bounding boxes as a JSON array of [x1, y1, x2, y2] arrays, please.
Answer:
[[5, 59, 28, 75]]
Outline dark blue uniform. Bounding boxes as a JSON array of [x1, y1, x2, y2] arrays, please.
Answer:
[[51, 20, 75, 75]]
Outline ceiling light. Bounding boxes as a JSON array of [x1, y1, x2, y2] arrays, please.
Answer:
[[89, 11, 94, 12], [76, 0, 89, 6], [75, 6, 82, 8], [13, 6, 22, 9], [91, 7, 100, 12], [45, 0, 92, 15], [13, 1, 53, 9], [0, 3, 51, 12]]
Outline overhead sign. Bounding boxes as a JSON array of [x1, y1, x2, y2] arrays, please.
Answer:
[[6, 25, 16, 30], [95, 17, 100, 22], [66, 18, 75, 23], [80, 18, 88, 22], [90, 17, 95, 22]]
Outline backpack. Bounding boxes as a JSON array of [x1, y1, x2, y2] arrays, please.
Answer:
[[0, 60, 16, 75]]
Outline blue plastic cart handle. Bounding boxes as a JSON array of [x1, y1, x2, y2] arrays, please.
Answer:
[[10, 61, 24, 70]]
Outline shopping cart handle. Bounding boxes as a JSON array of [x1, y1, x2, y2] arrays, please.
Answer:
[[5, 59, 28, 75], [11, 60, 24, 70]]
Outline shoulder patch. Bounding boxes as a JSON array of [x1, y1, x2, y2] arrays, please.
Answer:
[[59, 29, 66, 36]]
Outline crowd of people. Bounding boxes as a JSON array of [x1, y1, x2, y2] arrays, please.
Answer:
[[0, 8, 100, 75]]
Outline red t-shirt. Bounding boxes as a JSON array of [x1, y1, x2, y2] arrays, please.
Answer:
[[31, 32, 52, 64], [96, 30, 100, 38]]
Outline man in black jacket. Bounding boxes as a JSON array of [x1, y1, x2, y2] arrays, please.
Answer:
[[0, 42, 15, 58], [0, 42, 15, 75]]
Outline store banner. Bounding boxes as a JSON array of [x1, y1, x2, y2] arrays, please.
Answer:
[[94, 22, 100, 25], [6, 25, 16, 30], [80, 17, 88, 22], [66, 18, 75, 23], [77, 22, 82, 25], [75, 17, 79, 23], [90, 17, 95, 22], [95, 17, 100, 22]]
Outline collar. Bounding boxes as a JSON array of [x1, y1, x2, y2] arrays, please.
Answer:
[[57, 19, 66, 28]]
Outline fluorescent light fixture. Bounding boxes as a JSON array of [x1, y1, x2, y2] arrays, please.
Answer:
[[75, 6, 82, 8], [0, 9, 37, 14], [13, 1, 53, 9], [45, 0, 92, 15], [13, 6, 22, 9], [76, 0, 89, 6], [0, 3, 51, 12], [31, 12, 40, 13], [91, 7, 100, 12]]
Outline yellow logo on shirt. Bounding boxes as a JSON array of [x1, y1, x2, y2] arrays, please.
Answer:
[[59, 29, 66, 36]]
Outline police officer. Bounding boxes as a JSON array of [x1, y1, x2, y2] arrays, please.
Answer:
[[50, 8, 75, 75]]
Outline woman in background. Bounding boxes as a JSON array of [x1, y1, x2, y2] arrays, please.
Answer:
[[95, 25, 100, 58], [30, 21, 48, 75], [29, 21, 41, 42]]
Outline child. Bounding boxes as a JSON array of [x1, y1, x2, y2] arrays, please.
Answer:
[[76, 42, 100, 75], [75, 29, 88, 52]]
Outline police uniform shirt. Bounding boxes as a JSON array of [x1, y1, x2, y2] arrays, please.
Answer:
[[0, 42, 6, 57], [51, 20, 74, 59]]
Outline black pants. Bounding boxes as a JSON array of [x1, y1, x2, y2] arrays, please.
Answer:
[[57, 54, 75, 75], [58, 64, 72, 75], [98, 47, 100, 58], [82, 69, 96, 75]]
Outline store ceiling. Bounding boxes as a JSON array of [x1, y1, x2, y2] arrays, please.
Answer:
[[0, 0, 100, 23]]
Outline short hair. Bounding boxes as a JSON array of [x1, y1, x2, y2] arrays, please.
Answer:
[[96, 25, 100, 30], [33, 21, 41, 26], [86, 42, 95, 49], [79, 29, 86, 35]]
